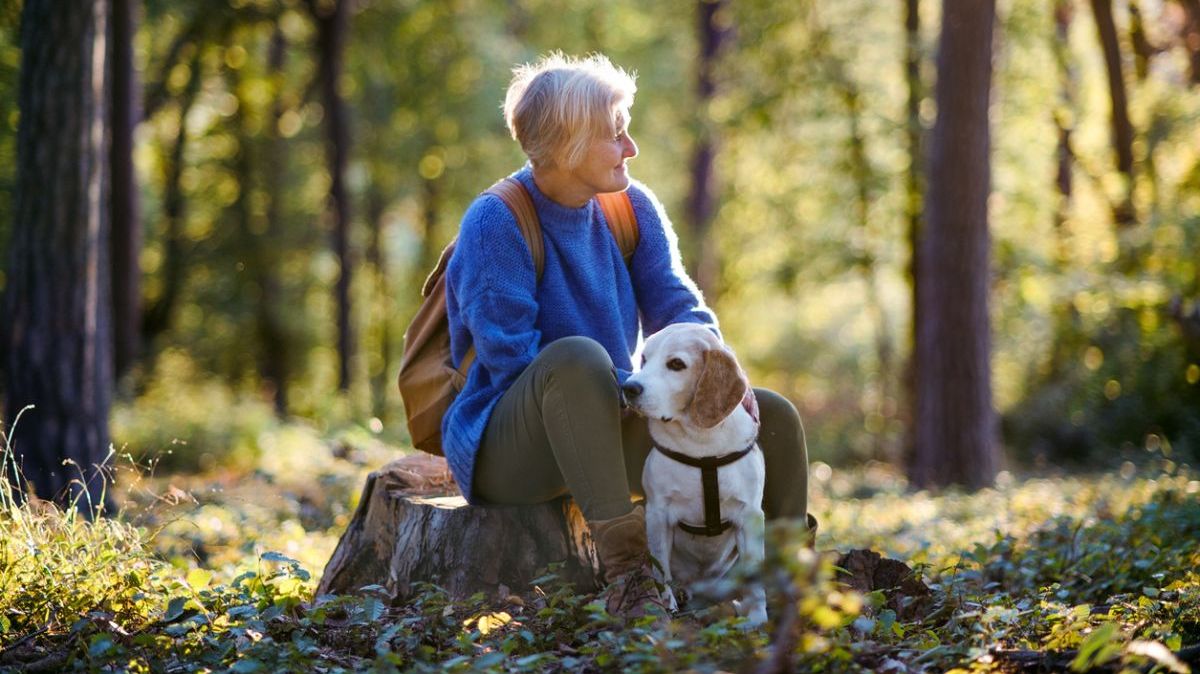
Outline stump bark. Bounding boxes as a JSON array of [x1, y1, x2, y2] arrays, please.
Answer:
[[317, 454, 602, 601]]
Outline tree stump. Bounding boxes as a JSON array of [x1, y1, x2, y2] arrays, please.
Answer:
[[316, 454, 602, 601]]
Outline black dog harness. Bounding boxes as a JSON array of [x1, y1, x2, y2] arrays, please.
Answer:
[[653, 442, 756, 537]]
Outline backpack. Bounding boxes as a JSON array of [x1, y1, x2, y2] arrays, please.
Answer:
[[398, 176, 640, 455]]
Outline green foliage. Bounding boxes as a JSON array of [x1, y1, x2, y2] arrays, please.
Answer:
[[8, 403, 1200, 672], [111, 350, 279, 472]]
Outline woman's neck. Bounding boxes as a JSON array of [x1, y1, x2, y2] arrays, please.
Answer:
[[531, 163, 593, 208]]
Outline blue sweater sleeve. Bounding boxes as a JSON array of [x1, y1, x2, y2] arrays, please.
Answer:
[[625, 180, 720, 338], [447, 195, 541, 393]]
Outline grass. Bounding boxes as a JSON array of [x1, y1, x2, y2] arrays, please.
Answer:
[[2, 413, 1199, 672]]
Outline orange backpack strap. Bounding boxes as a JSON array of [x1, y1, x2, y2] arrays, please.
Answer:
[[484, 177, 544, 278], [596, 190, 639, 263]]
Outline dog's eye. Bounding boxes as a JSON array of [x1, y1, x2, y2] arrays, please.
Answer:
[[667, 358, 687, 371], [640, 354, 647, 367]]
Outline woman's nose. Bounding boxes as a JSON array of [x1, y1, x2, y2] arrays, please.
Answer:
[[622, 133, 638, 159]]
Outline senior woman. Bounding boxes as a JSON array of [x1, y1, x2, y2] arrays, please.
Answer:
[[441, 53, 813, 616]]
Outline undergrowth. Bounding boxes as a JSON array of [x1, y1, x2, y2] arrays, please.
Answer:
[[1, 412, 1199, 672]]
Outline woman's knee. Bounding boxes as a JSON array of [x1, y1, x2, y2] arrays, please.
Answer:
[[536, 336, 616, 384]]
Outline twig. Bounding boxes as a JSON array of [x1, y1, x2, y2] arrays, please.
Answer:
[[755, 571, 798, 674], [0, 625, 48, 658]]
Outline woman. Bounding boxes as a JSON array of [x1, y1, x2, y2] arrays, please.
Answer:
[[442, 53, 812, 616]]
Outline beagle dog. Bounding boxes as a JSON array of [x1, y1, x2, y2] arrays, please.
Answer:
[[622, 323, 768, 625]]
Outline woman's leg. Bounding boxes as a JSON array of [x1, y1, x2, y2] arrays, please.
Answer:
[[753, 388, 810, 521], [474, 337, 668, 616], [473, 336, 635, 521]]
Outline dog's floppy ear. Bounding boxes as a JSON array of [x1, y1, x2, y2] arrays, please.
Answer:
[[688, 348, 749, 429]]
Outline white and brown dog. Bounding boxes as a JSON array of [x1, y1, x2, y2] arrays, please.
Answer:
[[622, 323, 768, 625]]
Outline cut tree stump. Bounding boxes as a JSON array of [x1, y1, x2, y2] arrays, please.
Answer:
[[316, 454, 602, 601]]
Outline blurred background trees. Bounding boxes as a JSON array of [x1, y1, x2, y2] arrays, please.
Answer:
[[2, 0, 1199, 501]]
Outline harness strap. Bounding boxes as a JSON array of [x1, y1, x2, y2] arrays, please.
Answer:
[[653, 443, 755, 537]]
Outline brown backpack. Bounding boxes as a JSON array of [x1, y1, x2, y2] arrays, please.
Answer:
[[398, 177, 640, 455]]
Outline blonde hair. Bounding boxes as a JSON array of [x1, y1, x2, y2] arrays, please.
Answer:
[[503, 52, 637, 169]]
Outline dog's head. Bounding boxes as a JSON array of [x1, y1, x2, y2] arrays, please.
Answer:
[[623, 323, 749, 429]]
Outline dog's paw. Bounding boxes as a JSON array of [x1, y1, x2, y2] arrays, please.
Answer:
[[663, 585, 679, 612], [732, 597, 768, 628]]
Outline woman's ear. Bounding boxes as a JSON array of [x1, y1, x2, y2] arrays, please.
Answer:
[[688, 348, 749, 429]]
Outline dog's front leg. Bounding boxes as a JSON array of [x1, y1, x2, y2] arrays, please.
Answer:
[[644, 503, 678, 612], [733, 508, 768, 626]]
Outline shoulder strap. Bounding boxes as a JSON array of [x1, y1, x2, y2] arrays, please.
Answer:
[[483, 177, 544, 278], [596, 191, 639, 262]]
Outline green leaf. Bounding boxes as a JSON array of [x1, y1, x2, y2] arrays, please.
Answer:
[[186, 568, 213, 589], [361, 596, 385, 623], [164, 596, 187, 622], [1071, 623, 1121, 672], [88, 634, 114, 658], [230, 659, 263, 673]]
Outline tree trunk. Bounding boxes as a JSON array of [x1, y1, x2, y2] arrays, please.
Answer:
[[258, 25, 290, 417], [1181, 0, 1200, 86], [1053, 0, 1077, 268], [911, 0, 999, 490], [1128, 0, 1155, 82], [110, 0, 141, 384], [1089, 0, 1136, 227], [686, 0, 731, 302], [365, 185, 389, 422], [847, 87, 895, 462], [310, 0, 354, 392], [902, 0, 923, 471], [3, 0, 113, 513], [317, 455, 602, 601], [141, 53, 201, 355]]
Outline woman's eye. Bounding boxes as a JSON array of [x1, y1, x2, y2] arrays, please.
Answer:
[[667, 358, 686, 371]]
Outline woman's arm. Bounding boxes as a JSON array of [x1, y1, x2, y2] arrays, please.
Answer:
[[625, 180, 720, 338], [447, 195, 542, 392]]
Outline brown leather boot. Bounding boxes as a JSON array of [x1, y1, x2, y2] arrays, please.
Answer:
[[589, 505, 670, 619]]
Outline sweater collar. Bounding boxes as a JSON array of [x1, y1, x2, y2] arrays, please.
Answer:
[[513, 164, 595, 230]]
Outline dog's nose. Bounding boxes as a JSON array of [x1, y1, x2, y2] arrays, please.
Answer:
[[621, 382, 643, 400]]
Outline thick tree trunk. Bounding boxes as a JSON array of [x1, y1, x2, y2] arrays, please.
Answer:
[[686, 0, 731, 302], [110, 0, 141, 383], [317, 455, 602, 601], [1090, 0, 1136, 227], [310, 0, 354, 392], [3, 0, 113, 513], [911, 0, 999, 490]]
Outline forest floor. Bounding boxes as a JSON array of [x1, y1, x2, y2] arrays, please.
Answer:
[[2, 424, 1199, 673]]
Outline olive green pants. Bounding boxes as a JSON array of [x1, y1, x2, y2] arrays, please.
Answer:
[[474, 336, 809, 523]]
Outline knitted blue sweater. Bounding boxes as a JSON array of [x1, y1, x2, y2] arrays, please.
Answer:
[[442, 165, 716, 502]]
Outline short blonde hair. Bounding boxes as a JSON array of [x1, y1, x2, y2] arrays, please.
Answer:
[[503, 52, 637, 169]]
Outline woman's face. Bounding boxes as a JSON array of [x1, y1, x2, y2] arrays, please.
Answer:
[[568, 116, 639, 196]]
